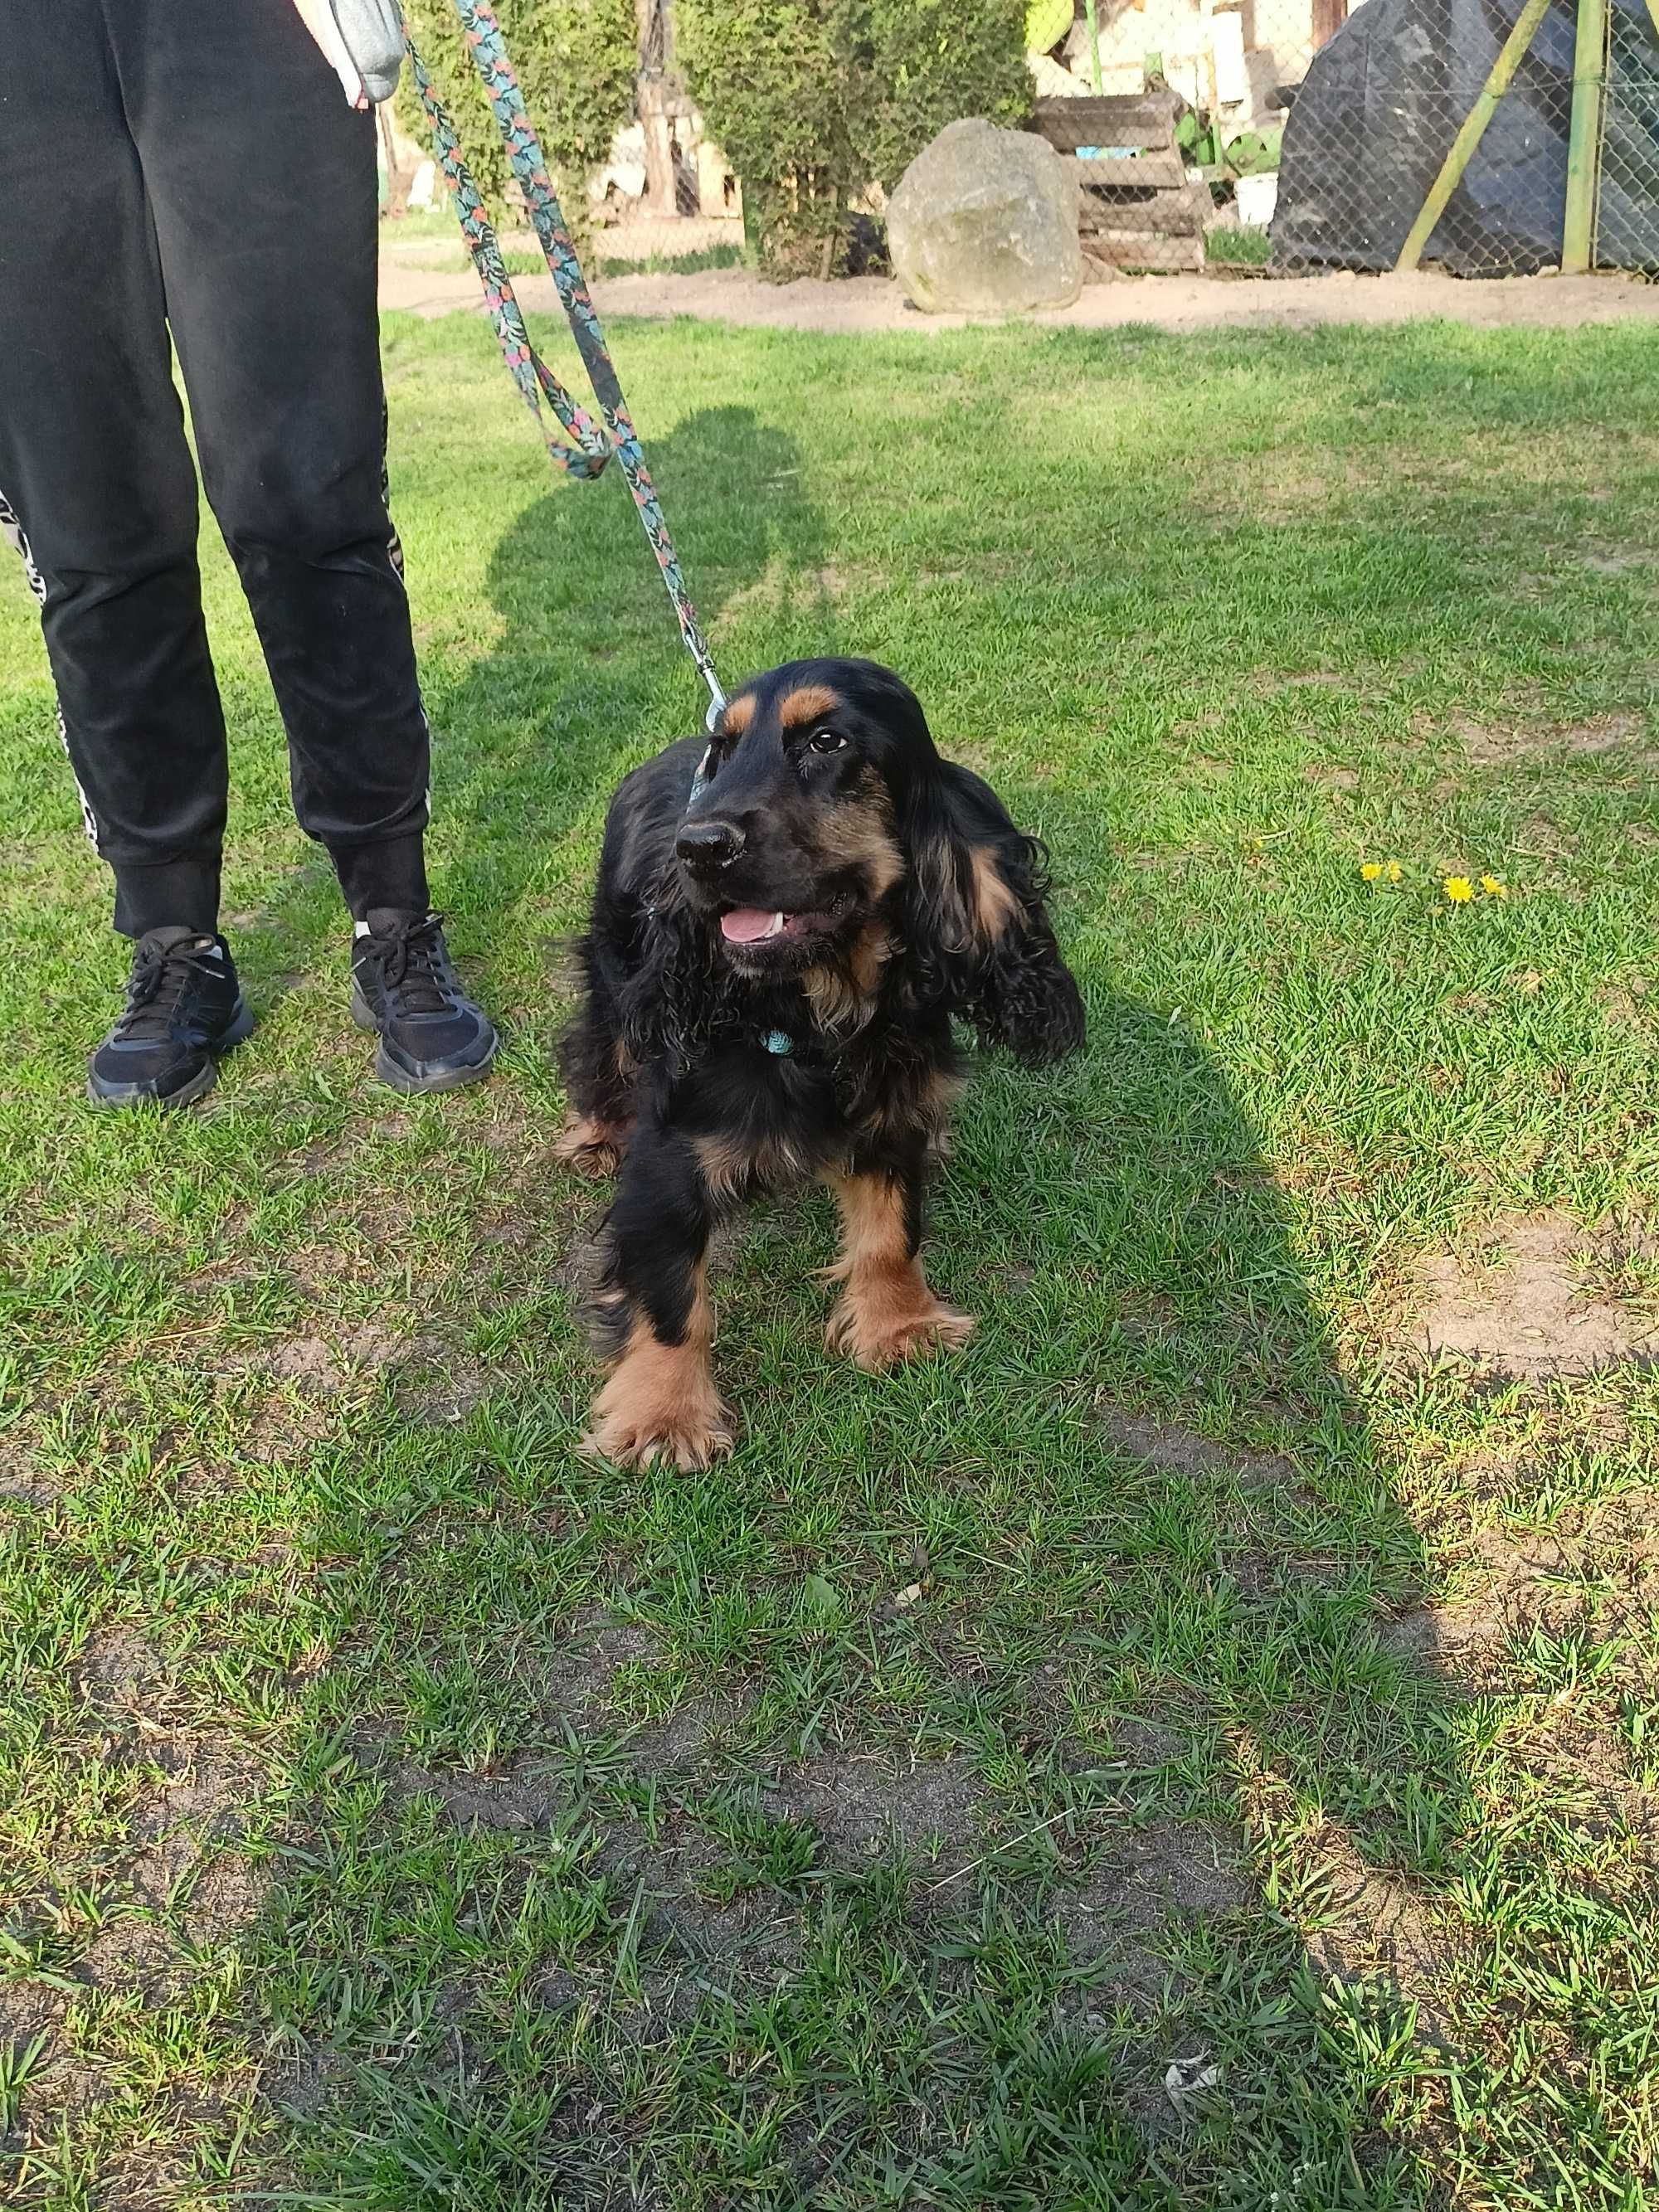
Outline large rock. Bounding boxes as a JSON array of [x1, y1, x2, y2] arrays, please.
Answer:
[[888, 118, 1081, 315]]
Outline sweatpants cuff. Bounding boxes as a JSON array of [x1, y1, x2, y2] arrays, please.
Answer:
[[329, 831, 430, 921], [112, 858, 222, 938]]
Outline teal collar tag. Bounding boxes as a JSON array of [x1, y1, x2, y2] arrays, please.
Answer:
[[761, 1029, 794, 1057]]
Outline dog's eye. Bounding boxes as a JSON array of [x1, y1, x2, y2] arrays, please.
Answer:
[[808, 727, 846, 755]]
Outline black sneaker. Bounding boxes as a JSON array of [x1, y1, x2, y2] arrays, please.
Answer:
[[349, 909, 498, 1094], [87, 927, 254, 1108]]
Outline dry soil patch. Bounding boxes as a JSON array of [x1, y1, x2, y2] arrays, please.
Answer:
[[1409, 1213, 1654, 1378]]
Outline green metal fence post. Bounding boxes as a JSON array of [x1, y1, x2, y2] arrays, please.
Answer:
[[1395, 0, 1553, 270], [1083, 0, 1104, 93], [1563, 0, 1609, 271]]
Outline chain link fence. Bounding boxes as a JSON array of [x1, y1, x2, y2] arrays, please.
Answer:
[[1028, 0, 1659, 278], [1603, 0, 1659, 265]]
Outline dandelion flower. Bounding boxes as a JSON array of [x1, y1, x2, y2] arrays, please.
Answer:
[[1384, 860, 1404, 882], [1481, 873, 1507, 898], [1360, 861, 1384, 882], [1444, 876, 1474, 903]]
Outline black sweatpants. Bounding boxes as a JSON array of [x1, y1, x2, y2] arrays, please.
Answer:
[[0, 0, 430, 936]]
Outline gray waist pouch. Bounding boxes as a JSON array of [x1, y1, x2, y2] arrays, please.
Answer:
[[331, 0, 407, 105]]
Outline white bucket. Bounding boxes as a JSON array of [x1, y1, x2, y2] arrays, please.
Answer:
[[1234, 171, 1279, 228]]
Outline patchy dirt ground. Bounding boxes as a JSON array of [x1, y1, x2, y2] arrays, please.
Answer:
[[1300, 1825, 1471, 2040], [337, 1680, 1237, 2056], [1451, 709, 1652, 766], [1408, 1213, 1658, 1378], [1384, 1512, 1649, 1687], [379, 246, 1659, 337]]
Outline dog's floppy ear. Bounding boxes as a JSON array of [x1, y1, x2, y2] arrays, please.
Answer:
[[902, 761, 1085, 1065], [618, 868, 729, 1077]]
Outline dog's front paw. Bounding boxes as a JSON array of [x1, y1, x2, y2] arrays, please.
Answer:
[[825, 1286, 976, 1372], [554, 1112, 630, 1179], [583, 1403, 734, 1471], [581, 1349, 734, 1472]]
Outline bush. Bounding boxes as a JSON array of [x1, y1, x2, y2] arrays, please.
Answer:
[[677, 0, 1030, 277], [398, 0, 636, 241]]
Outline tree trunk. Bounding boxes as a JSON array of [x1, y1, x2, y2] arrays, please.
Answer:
[[636, 0, 678, 216], [1311, 0, 1348, 47], [378, 102, 418, 220]]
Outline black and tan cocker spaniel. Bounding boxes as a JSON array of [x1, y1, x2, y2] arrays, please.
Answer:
[[557, 657, 1085, 1469]]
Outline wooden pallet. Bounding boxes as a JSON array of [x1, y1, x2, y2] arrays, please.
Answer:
[[1032, 93, 1213, 277]]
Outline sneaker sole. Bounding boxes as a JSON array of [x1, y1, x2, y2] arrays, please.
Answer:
[[85, 998, 255, 1110], [348, 984, 499, 1096]]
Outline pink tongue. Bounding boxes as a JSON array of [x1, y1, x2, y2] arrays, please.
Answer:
[[720, 908, 781, 945]]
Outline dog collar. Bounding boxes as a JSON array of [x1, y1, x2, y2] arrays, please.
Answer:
[[761, 1028, 794, 1057]]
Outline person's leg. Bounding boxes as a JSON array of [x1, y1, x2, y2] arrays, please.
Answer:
[[108, 0, 494, 1089], [106, 0, 431, 921], [0, 0, 231, 939]]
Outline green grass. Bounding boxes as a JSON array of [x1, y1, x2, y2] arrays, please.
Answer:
[[2, 311, 1658, 2208], [591, 243, 746, 280], [1205, 222, 1275, 268]]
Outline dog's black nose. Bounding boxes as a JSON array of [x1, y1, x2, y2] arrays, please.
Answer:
[[676, 818, 745, 871]]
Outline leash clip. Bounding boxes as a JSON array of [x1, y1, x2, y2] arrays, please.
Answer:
[[686, 677, 727, 805]]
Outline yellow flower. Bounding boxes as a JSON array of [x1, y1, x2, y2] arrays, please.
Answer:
[[1481, 874, 1507, 898], [1444, 876, 1474, 903], [1384, 860, 1404, 882], [1360, 861, 1383, 882]]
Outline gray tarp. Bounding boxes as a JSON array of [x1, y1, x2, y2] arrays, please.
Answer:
[[1272, 0, 1659, 274]]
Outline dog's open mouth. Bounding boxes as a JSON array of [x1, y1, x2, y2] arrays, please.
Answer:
[[718, 898, 849, 950]]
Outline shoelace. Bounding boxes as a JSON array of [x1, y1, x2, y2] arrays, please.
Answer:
[[114, 937, 221, 1043], [363, 913, 453, 1016]]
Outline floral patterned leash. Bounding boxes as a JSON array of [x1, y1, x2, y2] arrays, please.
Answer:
[[406, 2, 727, 732]]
